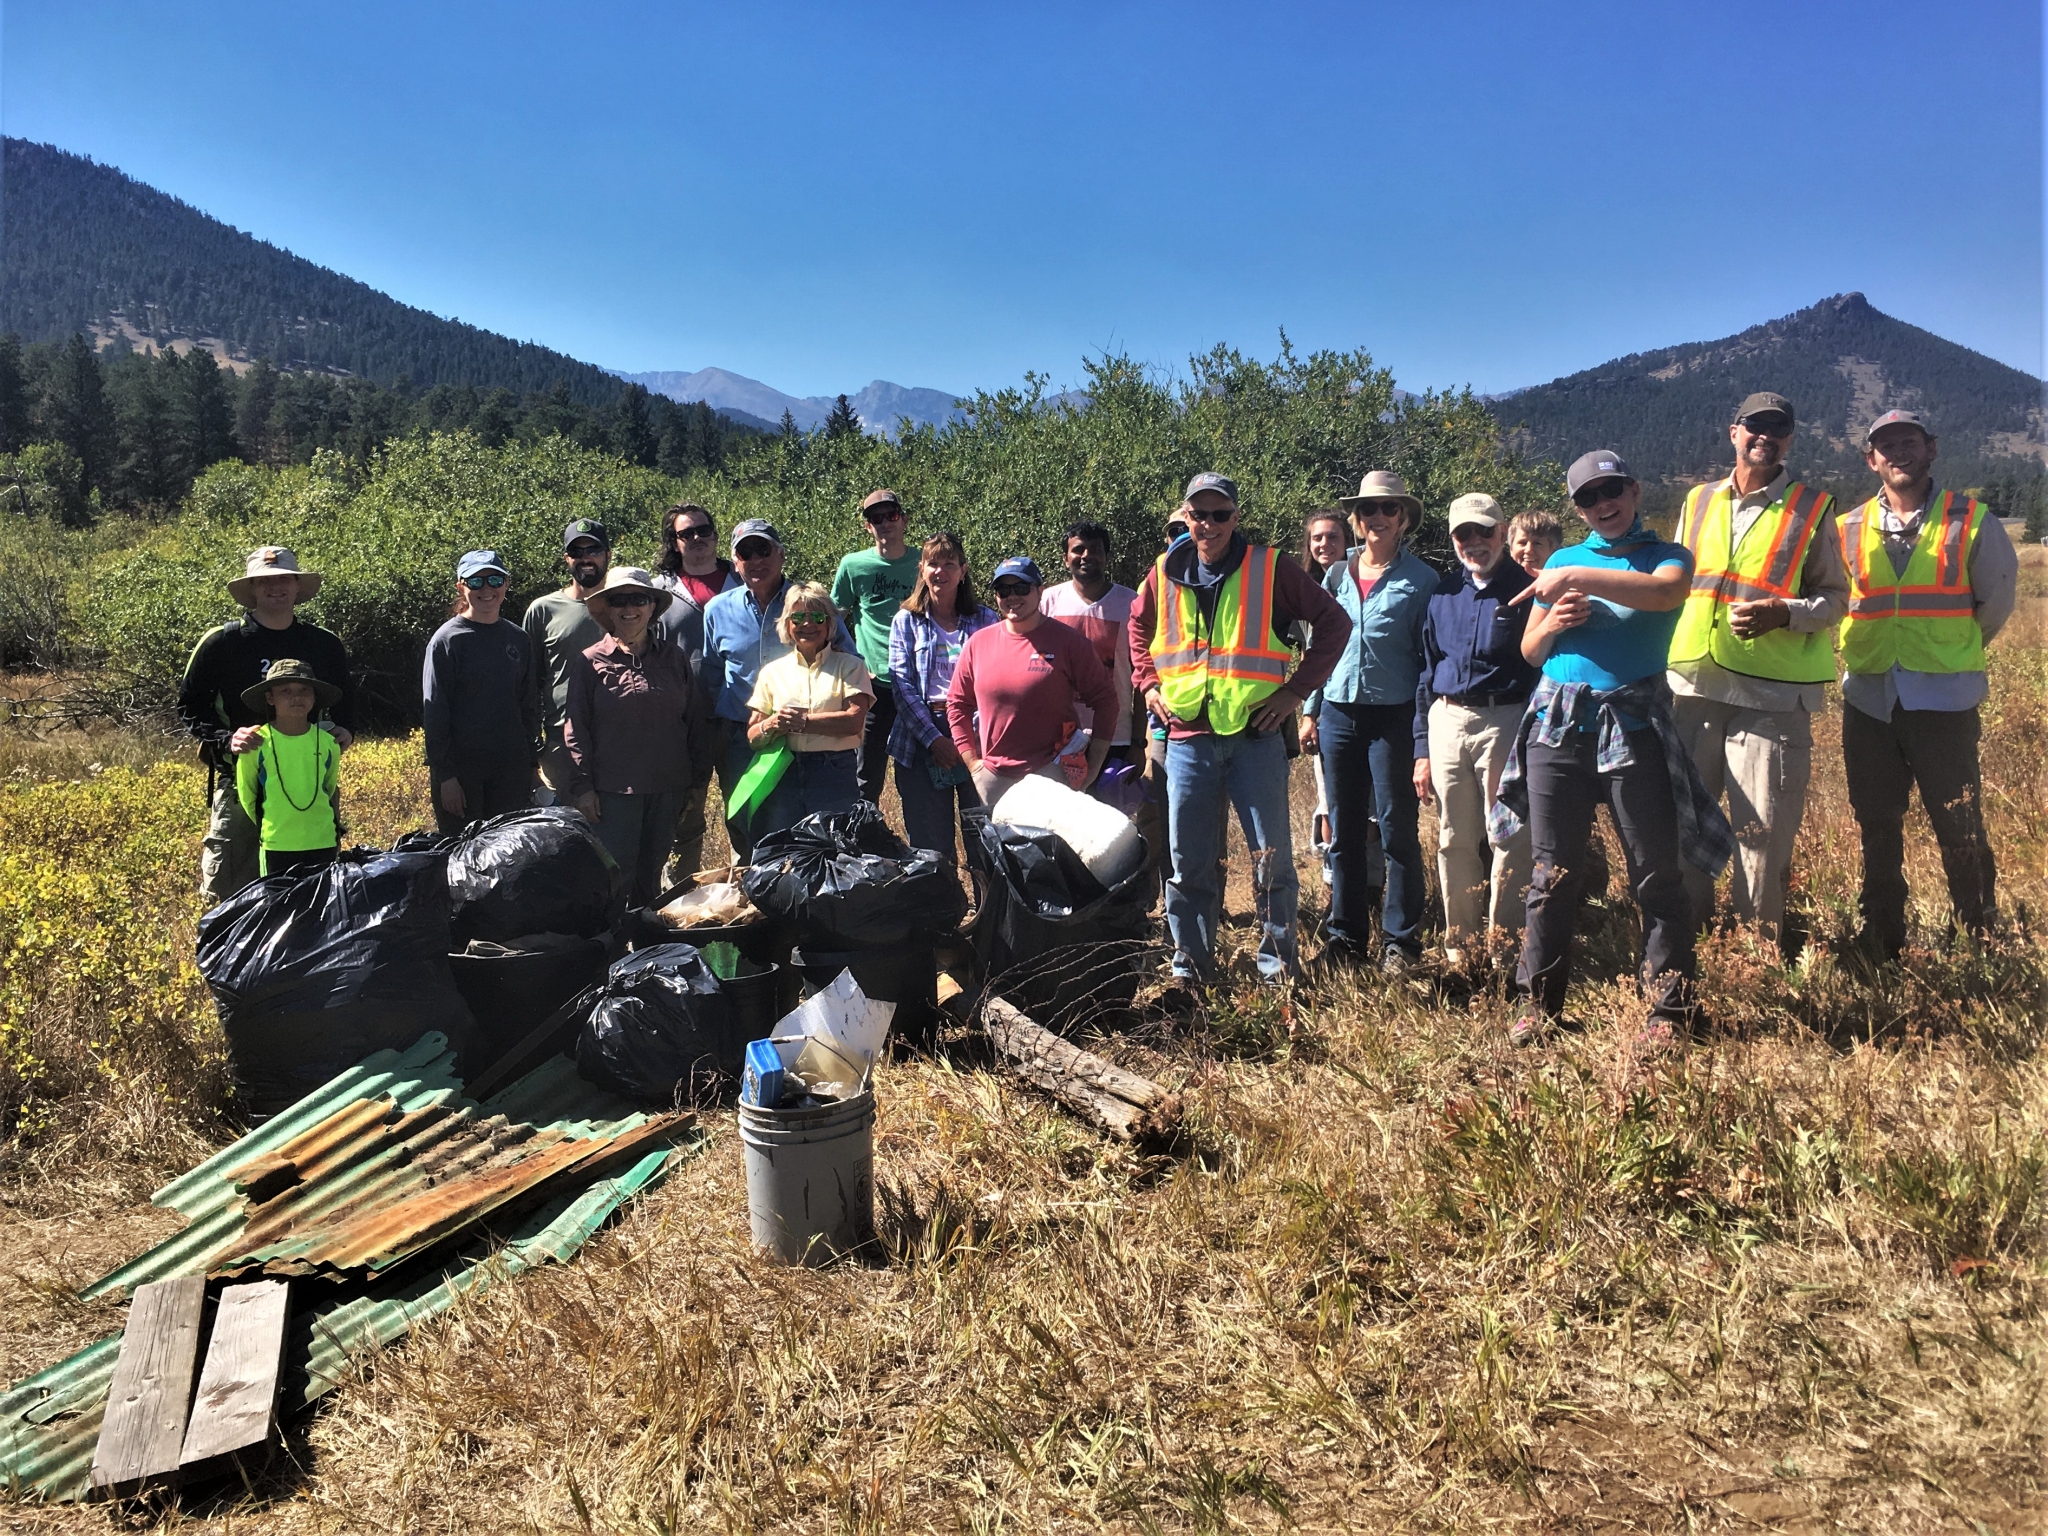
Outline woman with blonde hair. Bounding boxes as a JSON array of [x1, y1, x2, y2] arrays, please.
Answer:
[[744, 579, 875, 837]]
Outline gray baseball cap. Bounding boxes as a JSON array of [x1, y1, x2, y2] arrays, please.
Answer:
[[1183, 471, 1240, 506], [730, 518, 783, 554], [1864, 409, 1931, 444], [1566, 450, 1635, 498]]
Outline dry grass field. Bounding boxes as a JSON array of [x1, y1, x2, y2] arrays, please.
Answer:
[[1, 569, 2043, 1532]]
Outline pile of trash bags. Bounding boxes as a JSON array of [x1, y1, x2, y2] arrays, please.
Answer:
[[742, 802, 964, 949], [445, 808, 625, 943], [197, 845, 477, 1117]]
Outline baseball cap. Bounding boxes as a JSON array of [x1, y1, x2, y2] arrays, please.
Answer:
[[1864, 409, 1931, 444], [991, 556, 1044, 587], [457, 549, 509, 580], [731, 518, 783, 555], [1183, 471, 1240, 506], [1734, 391, 1796, 428], [1445, 493, 1503, 534], [1565, 450, 1635, 498], [562, 518, 610, 552], [860, 488, 904, 516]]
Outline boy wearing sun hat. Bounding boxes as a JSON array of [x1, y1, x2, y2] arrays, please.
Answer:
[[234, 658, 344, 879]]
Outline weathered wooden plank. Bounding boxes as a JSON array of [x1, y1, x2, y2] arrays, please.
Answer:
[[982, 996, 1180, 1140], [179, 1279, 290, 1469], [90, 1275, 205, 1496]]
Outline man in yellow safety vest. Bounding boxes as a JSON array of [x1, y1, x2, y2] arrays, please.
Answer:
[[1129, 472, 1351, 982], [1666, 391, 1847, 944], [1839, 410, 2018, 960]]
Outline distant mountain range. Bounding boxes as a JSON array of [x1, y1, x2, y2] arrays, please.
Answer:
[[1490, 293, 2045, 510], [615, 368, 966, 437]]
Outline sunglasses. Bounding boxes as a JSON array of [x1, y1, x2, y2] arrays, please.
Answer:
[[865, 507, 905, 523], [1356, 505, 1403, 521], [567, 543, 606, 558], [1739, 415, 1792, 438], [1186, 506, 1236, 525], [605, 591, 656, 609], [675, 524, 715, 542], [1573, 479, 1631, 510], [462, 572, 507, 589], [992, 582, 1036, 598], [787, 610, 830, 624], [1451, 524, 1499, 541], [735, 542, 776, 559]]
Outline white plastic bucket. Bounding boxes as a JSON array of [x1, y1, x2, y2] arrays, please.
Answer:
[[738, 1089, 876, 1265]]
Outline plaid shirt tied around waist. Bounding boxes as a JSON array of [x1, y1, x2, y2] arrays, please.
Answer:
[[1489, 674, 1733, 878]]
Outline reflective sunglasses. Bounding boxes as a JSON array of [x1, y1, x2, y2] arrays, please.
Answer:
[[461, 571, 508, 589], [604, 591, 657, 609], [1572, 479, 1630, 510], [1739, 414, 1793, 439], [675, 524, 715, 542], [787, 609, 831, 624]]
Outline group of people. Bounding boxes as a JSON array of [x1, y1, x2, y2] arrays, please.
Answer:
[[177, 390, 2016, 1045]]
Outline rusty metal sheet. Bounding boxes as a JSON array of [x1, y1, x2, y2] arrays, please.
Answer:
[[84, 1033, 687, 1298], [1, 1142, 694, 1504]]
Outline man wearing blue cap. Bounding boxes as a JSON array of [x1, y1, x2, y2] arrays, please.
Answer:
[[1130, 473, 1351, 983], [946, 556, 1118, 806]]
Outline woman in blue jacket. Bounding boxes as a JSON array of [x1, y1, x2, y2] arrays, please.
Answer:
[[1308, 471, 1437, 973]]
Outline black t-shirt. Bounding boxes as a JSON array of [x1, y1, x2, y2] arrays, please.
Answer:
[[178, 616, 356, 763]]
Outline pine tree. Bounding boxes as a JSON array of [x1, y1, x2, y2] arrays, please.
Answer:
[[113, 351, 181, 507], [824, 393, 861, 439], [236, 358, 280, 463], [39, 334, 116, 517], [778, 409, 799, 439], [179, 346, 240, 475], [0, 334, 28, 453], [610, 382, 659, 468]]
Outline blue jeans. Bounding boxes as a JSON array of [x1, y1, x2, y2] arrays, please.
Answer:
[[1164, 729, 1298, 981], [756, 748, 860, 839], [1319, 700, 1426, 957], [895, 741, 981, 863]]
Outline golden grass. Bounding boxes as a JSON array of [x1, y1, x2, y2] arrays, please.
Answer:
[[1, 586, 2044, 1532]]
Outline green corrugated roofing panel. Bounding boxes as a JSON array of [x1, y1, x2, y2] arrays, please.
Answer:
[[1, 1142, 694, 1504], [83, 1033, 677, 1300]]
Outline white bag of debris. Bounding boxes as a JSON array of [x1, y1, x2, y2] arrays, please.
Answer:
[[990, 772, 1145, 888]]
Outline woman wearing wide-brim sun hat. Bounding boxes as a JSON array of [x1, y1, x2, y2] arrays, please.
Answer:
[[562, 567, 713, 907], [1305, 470, 1439, 976]]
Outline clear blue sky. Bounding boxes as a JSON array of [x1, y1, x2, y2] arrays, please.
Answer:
[[3, 1, 2041, 398]]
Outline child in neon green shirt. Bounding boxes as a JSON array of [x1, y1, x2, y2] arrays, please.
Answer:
[[235, 659, 343, 878]]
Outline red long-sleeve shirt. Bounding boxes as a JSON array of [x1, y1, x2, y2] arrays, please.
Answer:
[[1128, 537, 1351, 740]]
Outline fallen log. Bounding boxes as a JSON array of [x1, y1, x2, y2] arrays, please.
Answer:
[[981, 995, 1180, 1141]]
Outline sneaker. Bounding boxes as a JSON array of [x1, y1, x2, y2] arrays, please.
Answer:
[[1509, 1011, 1550, 1047], [1380, 947, 1415, 979], [1442, 946, 1467, 970]]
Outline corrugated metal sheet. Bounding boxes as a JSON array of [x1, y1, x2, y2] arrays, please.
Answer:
[[85, 1033, 686, 1298], [0, 1144, 691, 1503]]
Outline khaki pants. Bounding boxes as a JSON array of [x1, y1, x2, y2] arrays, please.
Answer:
[[1672, 694, 1812, 939], [1426, 698, 1530, 949], [200, 780, 260, 904]]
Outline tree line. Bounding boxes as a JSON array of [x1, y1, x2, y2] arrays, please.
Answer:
[[0, 333, 759, 524]]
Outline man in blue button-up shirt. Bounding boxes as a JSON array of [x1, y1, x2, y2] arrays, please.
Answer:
[[702, 519, 856, 858], [1414, 494, 1539, 965]]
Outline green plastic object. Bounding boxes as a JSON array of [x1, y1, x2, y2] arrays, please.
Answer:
[[726, 740, 791, 822]]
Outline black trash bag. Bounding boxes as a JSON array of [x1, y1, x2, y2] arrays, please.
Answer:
[[574, 944, 738, 1102], [197, 845, 476, 1118], [446, 807, 625, 944], [742, 802, 965, 949], [967, 811, 1153, 1025]]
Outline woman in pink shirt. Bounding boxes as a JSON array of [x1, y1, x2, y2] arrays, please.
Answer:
[[946, 557, 1118, 807]]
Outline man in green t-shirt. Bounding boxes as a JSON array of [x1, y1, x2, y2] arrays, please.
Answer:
[[831, 487, 923, 804]]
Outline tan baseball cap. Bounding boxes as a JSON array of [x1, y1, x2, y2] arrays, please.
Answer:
[[1446, 493, 1503, 534]]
